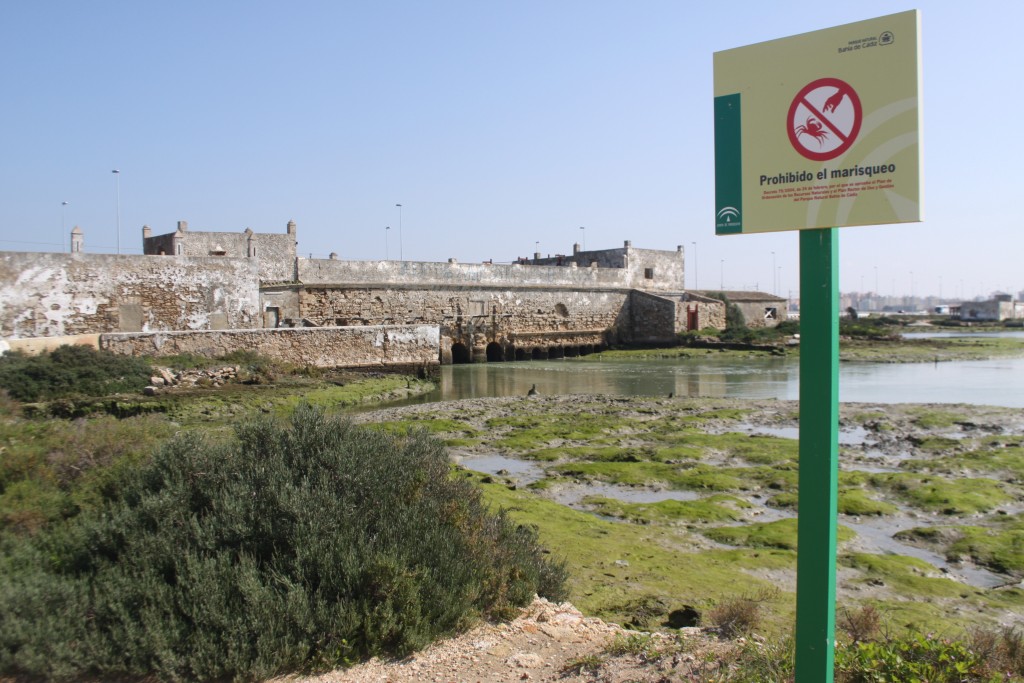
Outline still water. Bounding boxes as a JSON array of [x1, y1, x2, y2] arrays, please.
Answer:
[[402, 354, 1024, 408]]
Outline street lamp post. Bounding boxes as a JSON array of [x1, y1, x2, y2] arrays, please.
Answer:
[[395, 204, 403, 261], [385, 226, 390, 260], [112, 170, 121, 254], [579, 226, 585, 251], [720, 259, 725, 289], [771, 251, 776, 295], [691, 242, 698, 290], [61, 201, 69, 253]]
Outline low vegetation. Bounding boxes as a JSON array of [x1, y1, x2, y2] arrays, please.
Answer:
[[0, 405, 566, 681], [560, 596, 1024, 681], [0, 345, 152, 401]]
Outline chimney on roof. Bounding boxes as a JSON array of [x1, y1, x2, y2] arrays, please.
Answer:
[[177, 220, 188, 232]]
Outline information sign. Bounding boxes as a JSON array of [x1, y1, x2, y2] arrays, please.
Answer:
[[714, 11, 922, 234]]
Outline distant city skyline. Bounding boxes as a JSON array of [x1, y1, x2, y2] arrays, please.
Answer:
[[1, 1, 1020, 302]]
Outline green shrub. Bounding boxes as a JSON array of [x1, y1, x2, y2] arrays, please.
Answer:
[[0, 346, 152, 402], [836, 634, 992, 682], [839, 318, 901, 340], [719, 630, 1023, 682], [0, 405, 567, 681], [0, 413, 175, 536]]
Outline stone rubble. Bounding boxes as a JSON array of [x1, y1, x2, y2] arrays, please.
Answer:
[[144, 366, 239, 394]]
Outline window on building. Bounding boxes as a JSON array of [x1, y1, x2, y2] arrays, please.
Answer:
[[764, 307, 778, 320], [644, 268, 655, 279]]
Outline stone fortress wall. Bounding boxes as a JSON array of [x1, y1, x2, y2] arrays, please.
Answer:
[[0, 220, 741, 368], [0, 252, 260, 339], [143, 220, 297, 282]]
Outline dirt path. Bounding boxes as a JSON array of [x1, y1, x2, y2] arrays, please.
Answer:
[[281, 597, 729, 683]]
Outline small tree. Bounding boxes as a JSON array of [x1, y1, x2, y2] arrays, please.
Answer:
[[726, 301, 747, 331]]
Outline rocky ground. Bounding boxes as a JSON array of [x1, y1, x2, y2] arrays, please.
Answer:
[[282, 597, 732, 683]]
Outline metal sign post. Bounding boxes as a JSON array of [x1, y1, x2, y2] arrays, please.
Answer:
[[795, 227, 839, 681]]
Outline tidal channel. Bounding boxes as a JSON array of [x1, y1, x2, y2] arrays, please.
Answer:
[[400, 355, 1024, 408]]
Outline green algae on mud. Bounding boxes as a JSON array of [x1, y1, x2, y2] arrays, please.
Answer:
[[839, 335, 1024, 363], [361, 394, 1024, 635], [466, 465, 1019, 635], [844, 471, 1012, 515], [895, 516, 1024, 578], [702, 518, 855, 551], [462, 468, 797, 633], [582, 494, 751, 524]]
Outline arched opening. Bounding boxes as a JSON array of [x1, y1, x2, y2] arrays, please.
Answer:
[[565, 346, 579, 358], [579, 344, 594, 356], [549, 346, 565, 359], [451, 342, 471, 364], [486, 342, 504, 362], [532, 347, 547, 360], [515, 347, 529, 361]]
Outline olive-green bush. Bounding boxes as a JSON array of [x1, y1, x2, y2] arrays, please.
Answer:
[[0, 405, 567, 681]]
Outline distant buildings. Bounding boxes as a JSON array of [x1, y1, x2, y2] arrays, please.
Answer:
[[950, 294, 1024, 322]]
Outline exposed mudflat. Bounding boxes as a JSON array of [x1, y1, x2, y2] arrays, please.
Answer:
[[356, 395, 1024, 631]]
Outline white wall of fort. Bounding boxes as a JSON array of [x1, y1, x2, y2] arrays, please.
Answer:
[[0, 252, 260, 338]]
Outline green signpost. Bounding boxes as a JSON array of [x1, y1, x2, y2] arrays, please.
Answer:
[[713, 11, 922, 681]]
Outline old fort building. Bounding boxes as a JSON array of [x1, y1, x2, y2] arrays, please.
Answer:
[[0, 221, 785, 369]]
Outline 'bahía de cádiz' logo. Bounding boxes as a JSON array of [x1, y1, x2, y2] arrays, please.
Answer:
[[716, 205, 741, 228]]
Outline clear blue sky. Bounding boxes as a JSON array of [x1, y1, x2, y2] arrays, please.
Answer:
[[1, 1, 1020, 301]]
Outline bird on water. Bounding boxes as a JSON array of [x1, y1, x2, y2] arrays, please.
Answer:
[[527, 384, 538, 396]]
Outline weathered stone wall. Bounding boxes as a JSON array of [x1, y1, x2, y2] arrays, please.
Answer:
[[299, 284, 630, 336], [628, 291, 678, 343], [100, 325, 440, 369], [144, 221, 297, 282], [675, 293, 726, 332], [530, 242, 685, 292], [0, 252, 260, 338], [259, 286, 302, 327], [298, 251, 684, 294], [734, 300, 786, 328]]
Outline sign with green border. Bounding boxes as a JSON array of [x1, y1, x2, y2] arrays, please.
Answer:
[[714, 10, 921, 234]]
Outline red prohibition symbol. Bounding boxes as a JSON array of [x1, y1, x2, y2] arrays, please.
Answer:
[[787, 77, 862, 161]]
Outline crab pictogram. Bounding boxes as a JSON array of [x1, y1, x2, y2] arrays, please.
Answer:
[[794, 116, 829, 146]]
